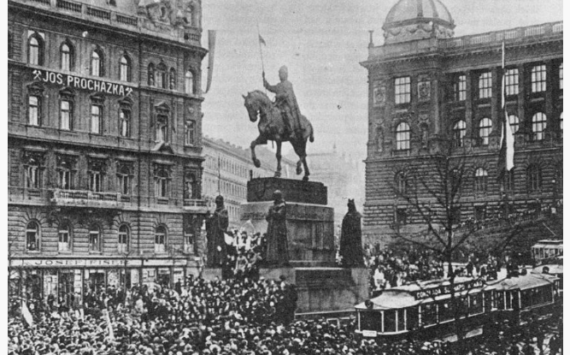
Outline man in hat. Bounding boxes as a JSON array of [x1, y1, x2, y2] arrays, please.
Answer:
[[263, 66, 302, 141], [206, 195, 229, 267]]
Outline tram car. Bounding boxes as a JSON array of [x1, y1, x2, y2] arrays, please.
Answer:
[[355, 272, 561, 342]]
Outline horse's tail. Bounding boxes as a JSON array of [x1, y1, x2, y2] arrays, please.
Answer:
[[309, 123, 315, 143]]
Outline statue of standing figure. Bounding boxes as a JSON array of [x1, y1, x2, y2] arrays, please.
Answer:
[[265, 190, 290, 266], [205, 195, 229, 267], [339, 199, 364, 267]]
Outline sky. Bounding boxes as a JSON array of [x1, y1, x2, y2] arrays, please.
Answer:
[[200, 0, 563, 161]]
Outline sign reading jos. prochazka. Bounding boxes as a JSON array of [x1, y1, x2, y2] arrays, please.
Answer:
[[33, 69, 134, 96]]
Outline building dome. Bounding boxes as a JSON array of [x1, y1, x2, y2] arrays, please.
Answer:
[[382, 0, 455, 44]]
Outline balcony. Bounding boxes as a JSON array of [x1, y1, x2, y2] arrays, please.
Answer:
[[183, 198, 209, 213], [51, 189, 122, 209]]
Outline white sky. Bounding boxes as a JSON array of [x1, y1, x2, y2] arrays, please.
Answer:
[[200, 0, 563, 160]]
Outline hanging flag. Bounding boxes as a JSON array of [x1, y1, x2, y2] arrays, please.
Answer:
[[104, 310, 115, 340], [258, 34, 266, 46], [204, 30, 217, 94], [497, 42, 515, 180], [21, 301, 34, 326]]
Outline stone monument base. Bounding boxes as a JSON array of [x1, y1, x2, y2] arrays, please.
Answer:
[[260, 266, 368, 316]]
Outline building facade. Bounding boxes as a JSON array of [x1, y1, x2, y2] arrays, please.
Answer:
[[202, 136, 296, 230], [8, 0, 208, 303], [362, 0, 563, 244]]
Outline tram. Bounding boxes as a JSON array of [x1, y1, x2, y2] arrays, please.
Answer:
[[355, 272, 561, 342]]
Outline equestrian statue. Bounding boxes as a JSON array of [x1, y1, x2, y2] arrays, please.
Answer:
[[242, 65, 314, 181]]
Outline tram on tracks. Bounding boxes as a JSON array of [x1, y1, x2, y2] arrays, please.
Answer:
[[355, 271, 561, 342]]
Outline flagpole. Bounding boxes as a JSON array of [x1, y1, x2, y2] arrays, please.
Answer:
[[257, 23, 265, 75]]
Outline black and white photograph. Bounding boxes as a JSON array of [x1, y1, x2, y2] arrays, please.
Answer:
[[5, 0, 565, 354]]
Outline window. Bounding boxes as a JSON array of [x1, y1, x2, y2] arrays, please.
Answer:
[[119, 55, 131, 82], [503, 169, 515, 193], [156, 116, 168, 142], [91, 50, 104, 77], [28, 96, 40, 126], [504, 68, 519, 96], [58, 223, 71, 252], [89, 226, 101, 252], [395, 122, 410, 150], [474, 206, 487, 222], [508, 114, 519, 134], [478, 72, 492, 99], [89, 171, 102, 192], [57, 162, 72, 190], [157, 63, 167, 89], [169, 68, 176, 90], [155, 169, 169, 198], [474, 168, 488, 193], [559, 62, 563, 90], [395, 208, 407, 225], [183, 215, 195, 254], [155, 226, 167, 254], [185, 121, 195, 146], [185, 70, 194, 94], [527, 165, 542, 192], [394, 77, 411, 104], [117, 166, 130, 195], [531, 112, 547, 141], [60, 100, 72, 130], [531, 65, 546, 93], [28, 34, 43, 65], [26, 221, 40, 251], [148, 63, 155, 86], [118, 225, 129, 253], [26, 162, 41, 189], [60, 42, 73, 71], [453, 120, 466, 147], [184, 172, 198, 199], [452, 74, 466, 101], [90, 105, 102, 134], [478, 118, 492, 145], [119, 109, 130, 137], [395, 172, 408, 195]]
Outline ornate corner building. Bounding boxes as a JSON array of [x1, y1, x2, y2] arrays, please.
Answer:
[[361, 0, 563, 244], [8, 0, 208, 302]]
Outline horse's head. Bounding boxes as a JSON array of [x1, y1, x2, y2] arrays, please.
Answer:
[[243, 91, 271, 123]]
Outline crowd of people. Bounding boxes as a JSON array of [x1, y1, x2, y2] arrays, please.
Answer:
[[222, 230, 266, 279]]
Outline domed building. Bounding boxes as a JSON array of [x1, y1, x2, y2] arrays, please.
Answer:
[[361, 0, 563, 248], [382, 0, 455, 44]]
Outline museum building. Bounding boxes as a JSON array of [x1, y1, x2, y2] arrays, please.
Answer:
[[362, 0, 563, 243], [8, 0, 208, 303]]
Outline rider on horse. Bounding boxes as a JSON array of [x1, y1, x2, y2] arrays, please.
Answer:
[[263, 66, 302, 141]]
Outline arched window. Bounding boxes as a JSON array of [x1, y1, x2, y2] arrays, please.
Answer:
[[185, 70, 194, 94], [117, 165, 131, 195], [508, 115, 519, 134], [118, 225, 129, 253], [478, 118, 492, 146], [119, 55, 131, 82], [58, 222, 71, 252], [155, 226, 167, 253], [474, 168, 488, 193], [26, 221, 40, 251], [60, 42, 74, 71], [89, 225, 101, 252], [148, 63, 155, 86], [453, 120, 466, 147], [91, 49, 104, 77], [28, 34, 44, 65], [169, 68, 177, 90], [527, 165, 542, 192], [395, 122, 410, 151], [156, 115, 168, 142], [157, 63, 167, 89], [531, 112, 547, 141]]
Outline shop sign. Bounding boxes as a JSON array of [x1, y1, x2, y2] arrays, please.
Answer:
[[33, 69, 133, 96], [12, 258, 187, 267]]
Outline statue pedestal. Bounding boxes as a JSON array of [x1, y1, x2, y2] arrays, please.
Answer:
[[241, 178, 368, 316], [242, 178, 335, 265]]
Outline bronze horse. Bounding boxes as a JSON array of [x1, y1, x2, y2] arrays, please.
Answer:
[[243, 90, 314, 181]]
